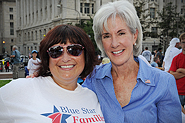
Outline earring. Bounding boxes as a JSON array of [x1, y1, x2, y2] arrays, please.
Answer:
[[134, 43, 136, 45]]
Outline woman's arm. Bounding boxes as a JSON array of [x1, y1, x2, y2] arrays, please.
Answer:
[[157, 75, 182, 123]]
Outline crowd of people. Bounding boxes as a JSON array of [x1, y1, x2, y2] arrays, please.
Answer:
[[0, 0, 184, 122], [142, 34, 185, 122], [5, 45, 41, 79]]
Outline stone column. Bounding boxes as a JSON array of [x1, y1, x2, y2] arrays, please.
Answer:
[[23, 0, 26, 26], [76, 0, 80, 14], [52, 0, 55, 19], [33, 0, 37, 24], [47, 0, 50, 21], [38, 0, 41, 23], [42, 0, 45, 21], [27, 0, 29, 26], [16, 0, 20, 27], [30, 0, 33, 25], [95, 0, 100, 12], [20, 0, 23, 27], [158, 0, 163, 12]]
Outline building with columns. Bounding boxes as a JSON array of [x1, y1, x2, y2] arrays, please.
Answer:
[[15, 0, 102, 55], [1, 0, 184, 56], [135, 0, 185, 52]]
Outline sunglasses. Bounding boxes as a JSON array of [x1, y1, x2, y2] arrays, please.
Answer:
[[47, 44, 84, 58]]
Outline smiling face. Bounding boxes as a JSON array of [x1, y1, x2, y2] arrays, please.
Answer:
[[48, 41, 85, 90], [101, 16, 138, 67]]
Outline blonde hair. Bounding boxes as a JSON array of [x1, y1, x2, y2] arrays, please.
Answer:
[[102, 57, 110, 64], [179, 32, 185, 42]]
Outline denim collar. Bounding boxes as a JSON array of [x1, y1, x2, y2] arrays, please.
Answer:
[[95, 56, 155, 86]]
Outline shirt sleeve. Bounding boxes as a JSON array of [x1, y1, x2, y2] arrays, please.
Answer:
[[12, 51, 16, 55], [169, 56, 177, 72], [157, 75, 182, 123], [82, 75, 93, 91], [142, 51, 144, 56], [27, 59, 32, 69]]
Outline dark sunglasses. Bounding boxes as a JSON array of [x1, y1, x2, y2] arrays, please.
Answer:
[[47, 44, 84, 58]]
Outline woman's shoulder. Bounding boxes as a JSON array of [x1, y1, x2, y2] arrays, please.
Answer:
[[28, 58, 33, 62], [0, 77, 49, 100], [80, 85, 99, 99], [94, 63, 111, 73], [149, 66, 175, 87], [0, 77, 44, 94], [139, 57, 174, 83], [87, 63, 111, 79], [0, 79, 32, 99]]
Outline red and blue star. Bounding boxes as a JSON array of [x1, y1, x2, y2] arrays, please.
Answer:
[[41, 106, 71, 123]]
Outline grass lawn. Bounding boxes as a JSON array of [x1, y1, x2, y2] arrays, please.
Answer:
[[0, 80, 12, 88]]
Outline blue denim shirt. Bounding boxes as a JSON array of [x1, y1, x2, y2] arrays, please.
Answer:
[[83, 57, 182, 123], [12, 50, 20, 64]]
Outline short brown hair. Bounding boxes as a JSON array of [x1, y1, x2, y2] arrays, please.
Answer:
[[38, 25, 98, 79], [179, 32, 185, 42]]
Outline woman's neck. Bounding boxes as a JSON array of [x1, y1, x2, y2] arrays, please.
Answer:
[[111, 58, 139, 79]]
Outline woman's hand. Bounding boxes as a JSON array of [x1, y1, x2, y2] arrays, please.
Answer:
[[26, 72, 38, 78]]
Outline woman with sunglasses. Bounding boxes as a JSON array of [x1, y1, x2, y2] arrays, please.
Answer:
[[82, 0, 181, 122], [0, 25, 105, 123]]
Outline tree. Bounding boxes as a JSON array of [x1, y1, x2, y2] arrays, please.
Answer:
[[133, 1, 156, 40], [75, 16, 101, 55], [157, 2, 185, 51]]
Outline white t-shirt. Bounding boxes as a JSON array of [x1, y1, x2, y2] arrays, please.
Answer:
[[27, 58, 40, 75], [138, 55, 151, 66], [163, 47, 181, 72], [142, 50, 152, 62], [0, 76, 105, 123]]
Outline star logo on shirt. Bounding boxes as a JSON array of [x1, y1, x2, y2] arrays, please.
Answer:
[[41, 106, 71, 123]]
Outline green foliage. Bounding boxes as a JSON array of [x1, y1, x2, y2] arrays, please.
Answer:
[[157, 2, 184, 38], [133, 1, 156, 40], [0, 80, 11, 88], [75, 16, 101, 55]]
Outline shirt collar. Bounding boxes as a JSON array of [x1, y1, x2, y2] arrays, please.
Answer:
[[136, 57, 155, 86], [95, 56, 155, 87], [96, 62, 112, 79]]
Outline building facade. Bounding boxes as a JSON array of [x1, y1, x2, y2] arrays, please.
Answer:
[[15, 0, 105, 56], [135, 0, 185, 52], [1, 0, 184, 56], [0, 0, 16, 57]]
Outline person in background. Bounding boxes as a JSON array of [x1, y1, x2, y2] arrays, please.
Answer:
[[4, 60, 9, 72], [153, 50, 157, 56], [27, 50, 40, 76], [162, 38, 181, 72], [82, 0, 181, 122], [101, 57, 110, 65], [150, 56, 160, 68], [150, 51, 155, 63], [142, 47, 152, 63], [0, 25, 105, 123], [169, 32, 185, 117], [10, 45, 21, 79], [155, 47, 163, 67]]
